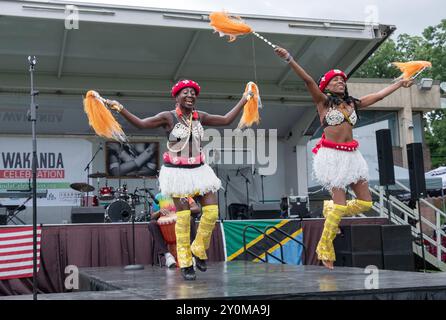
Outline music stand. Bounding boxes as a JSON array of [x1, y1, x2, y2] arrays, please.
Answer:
[[5, 200, 29, 225]]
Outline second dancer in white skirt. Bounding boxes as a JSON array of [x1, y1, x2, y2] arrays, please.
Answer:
[[274, 47, 414, 269]]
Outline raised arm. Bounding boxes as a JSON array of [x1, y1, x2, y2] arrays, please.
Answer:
[[358, 79, 414, 109], [274, 47, 326, 105], [106, 100, 171, 129], [199, 95, 249, 126]]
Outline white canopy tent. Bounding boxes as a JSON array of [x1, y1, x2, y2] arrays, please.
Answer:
[[0, 0, 395, 138], [426, 166, 446, 190]]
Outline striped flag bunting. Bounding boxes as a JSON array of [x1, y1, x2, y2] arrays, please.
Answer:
[[0, 226, 42, 280]]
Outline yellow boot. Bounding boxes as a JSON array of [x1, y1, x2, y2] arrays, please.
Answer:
[[344, 199, 373, 216], [191, 205, 219, 271], [175, 209, 193, 269], [323, 199, 373, 217], [316, 204, 347, 268]]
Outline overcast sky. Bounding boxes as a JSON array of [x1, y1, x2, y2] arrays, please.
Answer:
[[69, 0, 445, 37]]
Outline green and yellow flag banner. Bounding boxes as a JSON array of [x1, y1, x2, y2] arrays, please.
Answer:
[[223, 219, 304, 264]]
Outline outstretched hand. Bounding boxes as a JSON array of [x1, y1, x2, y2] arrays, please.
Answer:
[[105, 99, 124, 113], [401, 79, 415, 88], [274, 47, 292, 62], [243, 91, 254, 100]]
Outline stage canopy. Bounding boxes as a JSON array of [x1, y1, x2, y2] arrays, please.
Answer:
[[0, 0, 395, 137]]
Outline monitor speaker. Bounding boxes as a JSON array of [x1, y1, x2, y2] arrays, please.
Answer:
[[228, 203, 250, 220], [251, 203, 281, 219], [381, 225, 414, 271], [334, 225, 384, 268], [71, 207, 106, 223]]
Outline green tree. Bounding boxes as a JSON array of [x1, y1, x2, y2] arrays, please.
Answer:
[[354, 19, 446, 168], [354, 39, 402, 78], [422, 20, 446, 167]]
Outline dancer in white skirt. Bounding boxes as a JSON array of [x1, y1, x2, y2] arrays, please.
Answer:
[[274, 47, 414, 269], [106, 79, 251, 280]]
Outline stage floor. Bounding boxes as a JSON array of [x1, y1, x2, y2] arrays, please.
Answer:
[[2, 261, 446, 300]]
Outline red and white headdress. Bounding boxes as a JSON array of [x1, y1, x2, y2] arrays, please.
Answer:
[[171, 79, 201, 97], [318, 69, 347, 92]]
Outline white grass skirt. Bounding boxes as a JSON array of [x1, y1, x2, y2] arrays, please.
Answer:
[[313, 147, 369, 191], [158, 163, 221, 197]]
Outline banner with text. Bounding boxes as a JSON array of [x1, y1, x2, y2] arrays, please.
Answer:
[[0, 137, 92, 206]]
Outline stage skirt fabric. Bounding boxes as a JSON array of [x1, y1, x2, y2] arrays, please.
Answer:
[[313, 147, 369, 191], [158, 163, 221, 197]]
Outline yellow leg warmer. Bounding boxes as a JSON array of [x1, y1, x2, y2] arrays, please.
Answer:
[[323, 199, 373, 217], [316, 204, 347, 262], [191, 205, 219, 260], [175, 209, 193, 268], [345, 199, 373, 216]]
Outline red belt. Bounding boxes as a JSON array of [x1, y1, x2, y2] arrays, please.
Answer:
[[163, 152, 205, 166], [312, 133, 359, 154]]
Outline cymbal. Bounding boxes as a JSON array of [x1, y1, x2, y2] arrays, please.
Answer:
[[70, 183, 95, 193], [88, 172, 107, 178]]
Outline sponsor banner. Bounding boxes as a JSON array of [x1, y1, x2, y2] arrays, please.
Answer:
[[0, 137, 92, 206]]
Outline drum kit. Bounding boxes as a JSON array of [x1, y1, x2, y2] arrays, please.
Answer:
[[70, 172, 155, 223]]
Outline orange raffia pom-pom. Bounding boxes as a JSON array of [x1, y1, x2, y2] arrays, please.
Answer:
[[238, 82, 262, 129], [392, 61, 432, 80], [209, 11, 253, 42], [83, 90, 127, 142]]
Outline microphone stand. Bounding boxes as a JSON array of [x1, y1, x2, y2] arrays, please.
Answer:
[[224, 175, 230, 220], [416, 198, 427, 273], [27, 56, 39, 301], [124, 203, 144, 271], [240, 171, 250, 209], [83, 143, 102, 206], [142, 177, 149, 221], [261, 175, 266, 204]]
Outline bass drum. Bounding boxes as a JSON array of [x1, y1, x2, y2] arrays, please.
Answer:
[[104, 200, 132, 222]]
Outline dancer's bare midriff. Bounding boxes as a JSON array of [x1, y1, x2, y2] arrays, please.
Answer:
[[323, 123, 354, 143], [317, 102, 356, 143]]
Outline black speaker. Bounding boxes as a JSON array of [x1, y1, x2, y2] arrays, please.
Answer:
[[251, 203, 282, 219], [381, 225, 414, 271], [334, 225, 384, 268], [228, 203, 250, 220], [0, 208, 7, 225], [407, 143, 427, 199], [376, 129, 395, 185], [71, 207, 105, 223]]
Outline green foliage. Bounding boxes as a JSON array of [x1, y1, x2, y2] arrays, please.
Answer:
[[354, 20, 446, 168], [425, 110, 446, 167], [354, 40, 402, 78]]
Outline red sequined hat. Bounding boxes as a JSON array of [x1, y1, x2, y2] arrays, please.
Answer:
[[318, 69, 347, 92], [171, 79, 201, 97]]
